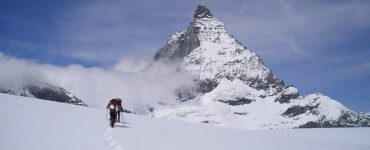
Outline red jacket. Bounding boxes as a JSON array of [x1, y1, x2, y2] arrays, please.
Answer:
[[106, 99, 122, 112]]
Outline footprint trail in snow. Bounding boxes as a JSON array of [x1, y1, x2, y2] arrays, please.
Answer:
[[103, 127, 123, 150]]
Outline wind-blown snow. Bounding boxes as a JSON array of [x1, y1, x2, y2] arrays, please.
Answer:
[[1, 94, 370, 150]]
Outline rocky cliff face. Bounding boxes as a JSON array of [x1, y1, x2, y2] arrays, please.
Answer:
[[1, 83, 87, 106], [151, 5, 369, 129]]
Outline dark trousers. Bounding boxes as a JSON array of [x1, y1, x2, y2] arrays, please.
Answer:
[[110, 111, 117, 127]]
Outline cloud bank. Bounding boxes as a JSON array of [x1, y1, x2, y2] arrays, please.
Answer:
[[0, 53, 47, 88], [0, 53, 195, 111]]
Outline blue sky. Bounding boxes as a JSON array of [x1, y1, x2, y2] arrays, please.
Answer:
[[1, 0, 370, 112]]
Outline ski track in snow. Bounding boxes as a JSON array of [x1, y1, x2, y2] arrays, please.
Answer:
[[103, 127, 123, 150]]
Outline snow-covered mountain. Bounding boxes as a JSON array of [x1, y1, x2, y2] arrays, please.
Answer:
[[360, 112, 370, 117], [151, 5, 370, 129], [0, 82, 87, 106], [1, 93, 370, 150]]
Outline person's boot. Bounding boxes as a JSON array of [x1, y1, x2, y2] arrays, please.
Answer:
[[110, 119, 114, 128]]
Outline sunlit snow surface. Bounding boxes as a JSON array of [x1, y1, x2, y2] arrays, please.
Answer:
[[1, 94, 369, 150], [153, 78, 351, 129]]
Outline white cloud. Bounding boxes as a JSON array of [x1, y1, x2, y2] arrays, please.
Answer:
[[0, 53, 47, 88], [0, 53, 196, 111]]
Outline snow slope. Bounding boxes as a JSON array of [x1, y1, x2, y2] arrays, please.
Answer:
[[0, 94, 105, 150], [1, 94, 370, 150]]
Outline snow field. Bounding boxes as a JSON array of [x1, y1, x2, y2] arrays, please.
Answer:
[[1, 93, 370, 150]]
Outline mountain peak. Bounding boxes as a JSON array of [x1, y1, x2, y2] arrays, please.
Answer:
[[194, 5, 213, 19], [153, 4, 370, 129]]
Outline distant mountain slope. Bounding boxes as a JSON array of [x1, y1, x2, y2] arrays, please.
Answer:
[[0, 82, 87, 106], [151, 5, 370, 129], [1, 94, 370, 150]]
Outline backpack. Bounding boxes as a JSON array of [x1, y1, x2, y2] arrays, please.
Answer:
[[115, 105, 120, 112]]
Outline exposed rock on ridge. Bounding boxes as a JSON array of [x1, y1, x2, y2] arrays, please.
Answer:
[[1, 83, 87, 106]]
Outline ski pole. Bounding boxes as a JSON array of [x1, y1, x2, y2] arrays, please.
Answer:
[[119, 112, 125, 124], [105, 109, 108, 120]]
